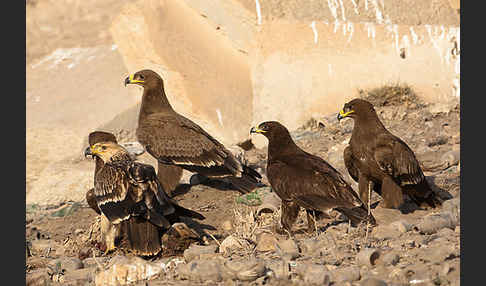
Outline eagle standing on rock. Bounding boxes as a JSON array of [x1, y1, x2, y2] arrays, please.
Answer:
[[85, 140, 204, 256], [337, 98, 442, 210], [124, 69, 262, 195], [251, 121, 376, 234]]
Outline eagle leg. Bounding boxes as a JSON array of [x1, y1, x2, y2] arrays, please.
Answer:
[[277, 201, 300, 235], [306, 210, 317, 234], [358, 175, 371, 208]]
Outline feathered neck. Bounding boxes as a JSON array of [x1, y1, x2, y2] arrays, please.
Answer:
[[352, 110, 387, 137], [267, 130, 302, 161], [139, 86, 175, 120]]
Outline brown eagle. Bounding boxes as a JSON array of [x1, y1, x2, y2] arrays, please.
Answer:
[[124, 69, 262, 195], [250, 121, 376, 234], [84, 140, 204, 256], [337, 98, 442, 210]]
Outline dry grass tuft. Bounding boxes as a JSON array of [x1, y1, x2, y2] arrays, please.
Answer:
[[358, 82, 424, 109]]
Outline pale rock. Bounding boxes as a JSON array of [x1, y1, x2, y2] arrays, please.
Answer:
[[256, 232, 277, 252], [221, 257, 266, 281], [183, 244, 218, 262], [95, 255, 165, 286], [176, 259, 222, 283], [276, 239, 300, 259]]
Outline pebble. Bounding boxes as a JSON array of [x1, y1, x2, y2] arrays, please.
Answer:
[[276, 239, 300, 260], [176, 259, 222, 283], [415, 212, 455, 234], [82, 256, 110, 269], [442, 198, 460, 225], [356, 248, 381, 267], [256, 232, 278, 252], [47, 257, 84, 273], [61, 267, 96, 285], [95, 255, 165, 286], [30, 239, 58, 256], [390, 220, 413, 233], [221, 220, 233, 232], [299, 238, 324, 256], [26, 268, 50, 286], [266, 259, 290, 280], [380, 251, 400, 266], [221, 257, 266, 281], [332, 265, 361, 282], [183, 244, 218, 262], [219, 235, 251, 256], [360, 278, 388, 286], [295, 263, 331, 285]]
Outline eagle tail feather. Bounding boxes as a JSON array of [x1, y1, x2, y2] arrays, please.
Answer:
[[227, 165, 262, 194], [119, 217, 162, 257], [336, 205, 377, 226]]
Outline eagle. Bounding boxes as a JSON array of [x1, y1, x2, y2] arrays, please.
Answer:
[[124, 69, 262, 195], [84, 140, 204, 256], [250, 121, 376, 234], [337, 98, 442, 210]]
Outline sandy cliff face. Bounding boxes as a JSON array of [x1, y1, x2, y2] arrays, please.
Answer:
[[111, 0, 460, 147]]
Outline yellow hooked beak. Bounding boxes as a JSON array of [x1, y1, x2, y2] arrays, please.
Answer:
[[250, 126, 266, 134], [337, 109, 354, 121], [124, 74, 145, 86]]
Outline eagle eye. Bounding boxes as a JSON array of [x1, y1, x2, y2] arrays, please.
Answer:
[[139, 74, 145, 80], [102, 146, 107, 151]]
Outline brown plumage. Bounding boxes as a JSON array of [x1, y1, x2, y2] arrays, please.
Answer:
[[86, 131, 118, 215], [250, 121, 375, 234], [338, 98, 442, 210], [124, 69, 261, 195], [84, 141, 204, 256]]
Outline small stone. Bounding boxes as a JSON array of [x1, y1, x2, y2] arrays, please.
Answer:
[[441, 262, 451, 276], [62, 268, 96, 285], [266, 259, 290, 280], [415, 212, 455, 234], [219, 235, 251, 256], [82, 256, 110, 269], [256, 232, 277, 252], [48, 257, 83, 273], [379, 251, 400, 266], [390, 220, 413, 233], [299, 239, 324, 256], [30, 239, 58, 256], [74, 229, 84, 235], [332, 266, 361, 282], [276, 239, 300, 259], [95, 255, 165, 286], [442, 198, 460, 225], [360, 278, 388, 286], [295, 263, 331, 285], [221, 257, 266, 281], [441, 150, 460, 167], [221, 220, 233, 232], [176, 259, 222, 283], [183, 244, 218, 262], [372, 225, 401, 240], [26, 268, 50, 286], [356, 248, 381, 267]]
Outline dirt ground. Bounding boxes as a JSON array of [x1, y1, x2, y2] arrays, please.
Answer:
[[26, 87, 460, 285]]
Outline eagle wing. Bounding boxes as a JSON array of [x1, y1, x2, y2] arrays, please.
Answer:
[[267, 152, 363, 212], [137, 113, 243, 176], [373, 134, 425, 186], [343, 145, 360, 183]]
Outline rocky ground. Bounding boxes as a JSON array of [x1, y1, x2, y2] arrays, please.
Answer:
[[26, 86, 460, 286]]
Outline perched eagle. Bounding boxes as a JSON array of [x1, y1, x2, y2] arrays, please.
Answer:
[[124, 69, 262, 195], [251, 121, 376, 234], [337, 98, 442, 210], [86, 131, 118, 215], [84, 140, 204, 256]]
